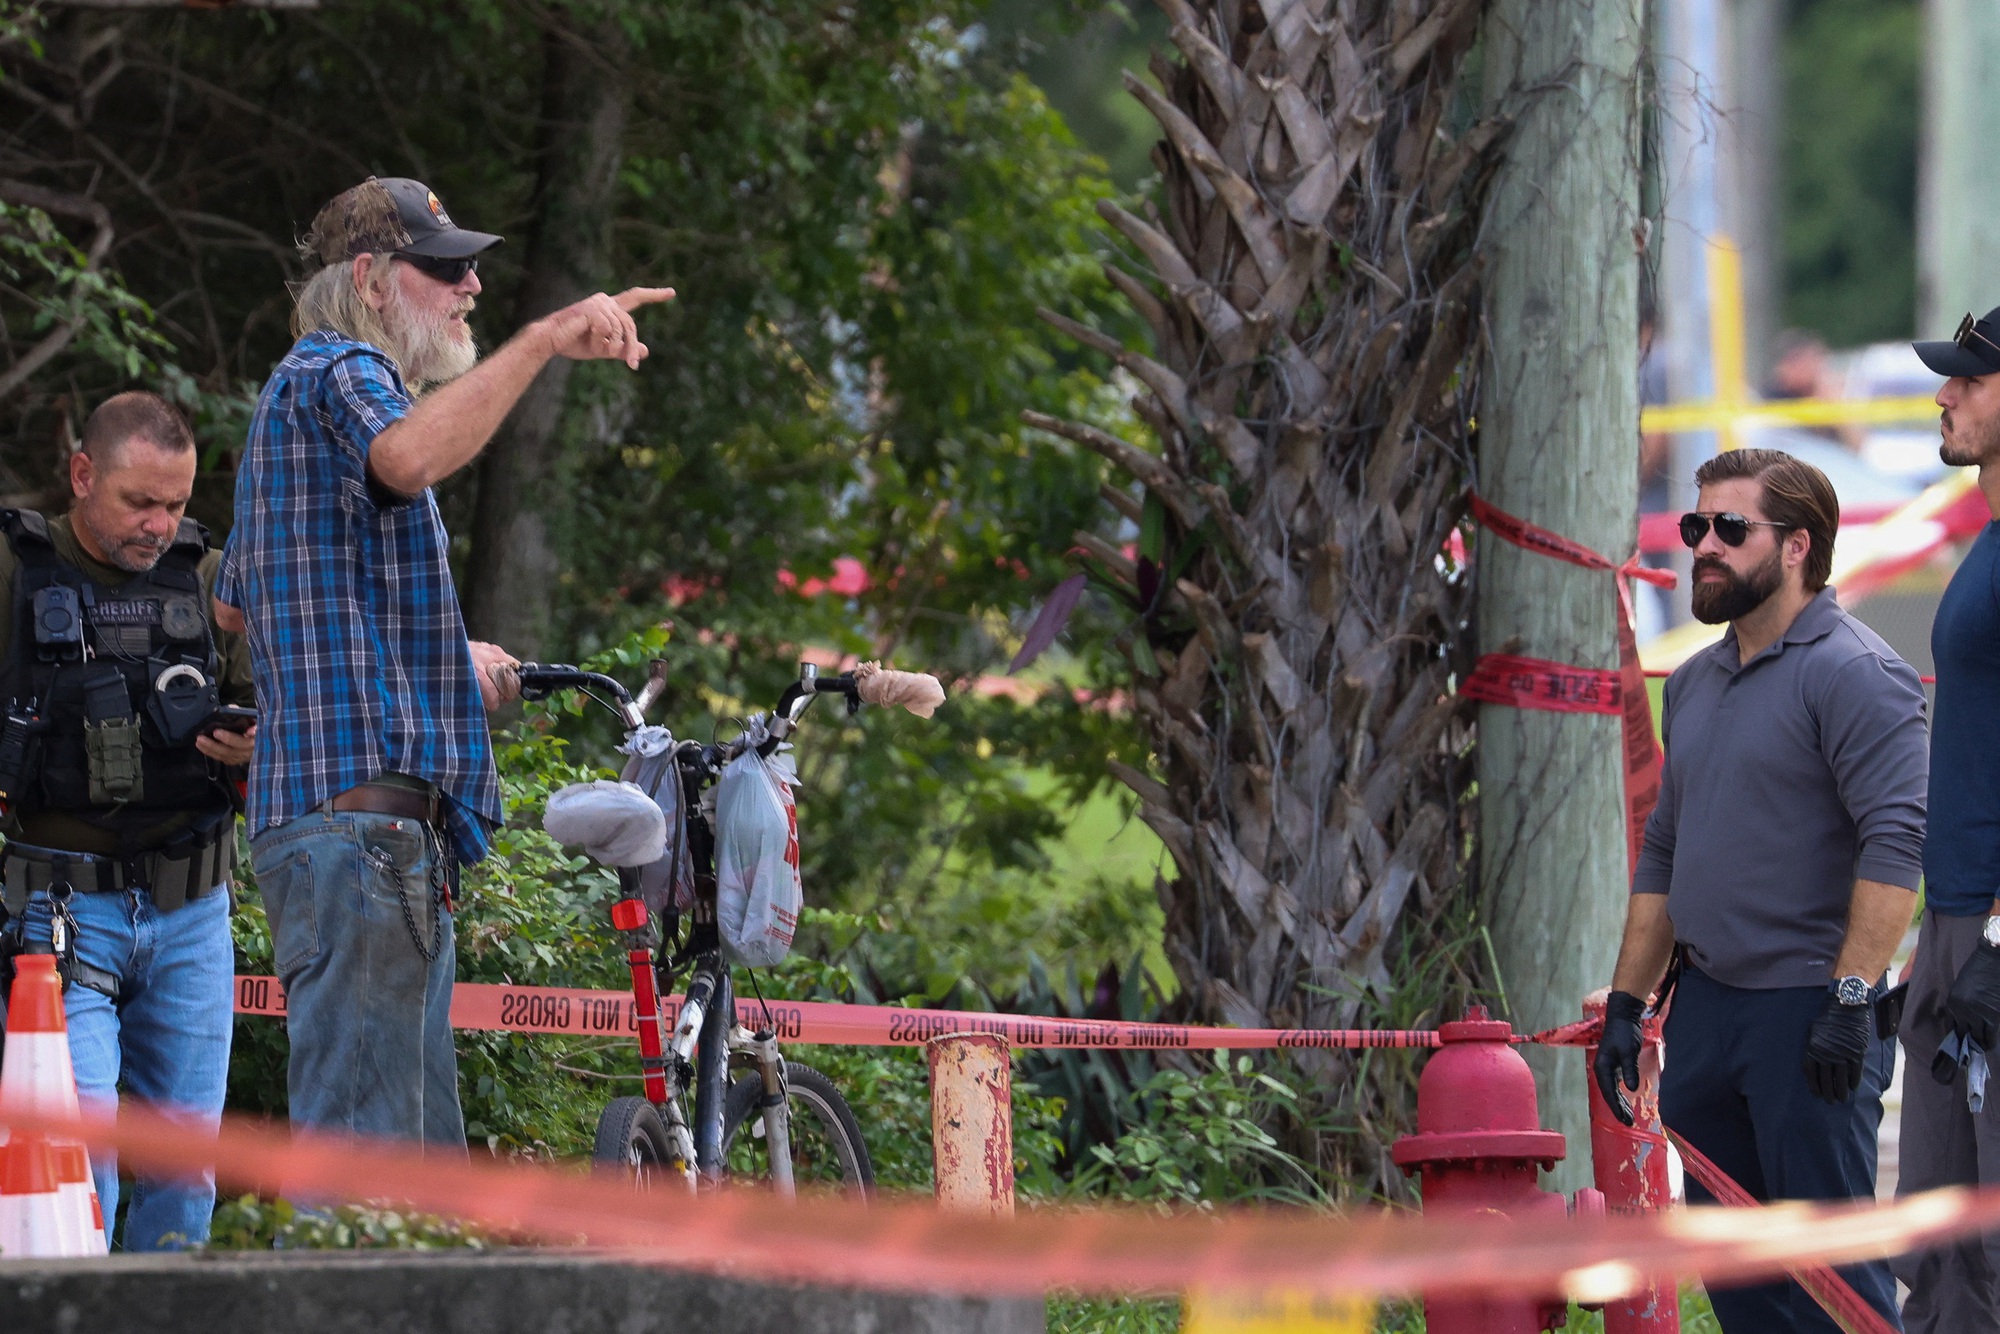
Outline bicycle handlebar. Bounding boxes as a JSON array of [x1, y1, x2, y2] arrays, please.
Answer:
[[515, 664, 634, 703], [513, 659, 862, 740]]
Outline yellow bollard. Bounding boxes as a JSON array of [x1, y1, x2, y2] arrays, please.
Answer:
[[927, 1033, 1013, 1215], [1183, 1289, 1374, 1333]]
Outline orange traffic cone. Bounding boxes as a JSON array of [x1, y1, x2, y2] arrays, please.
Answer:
[[2, 956, 81, 1119], [52, 1142, 105, 1255], [1, 955, 106, 1255], [0, 1130, 65, 1256]]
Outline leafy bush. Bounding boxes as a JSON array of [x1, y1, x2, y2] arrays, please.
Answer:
[[1059, 1054, 1325, 1209], [207, 1195, 493, 1251]]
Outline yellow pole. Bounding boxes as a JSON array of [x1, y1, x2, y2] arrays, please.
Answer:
[[1706, 235, 1748, 451]]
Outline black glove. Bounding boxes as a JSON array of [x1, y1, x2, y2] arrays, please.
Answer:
[[1802, 990, 1872, 1103], [1946, 940, 2000, 1051], [1593, 990, 1646, 1126]]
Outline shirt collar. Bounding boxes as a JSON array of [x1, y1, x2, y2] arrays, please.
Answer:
[[1782, 585, 1845, 646]]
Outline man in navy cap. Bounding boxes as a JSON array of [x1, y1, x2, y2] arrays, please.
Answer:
[[1893, 306, 2000, 1329], [217, 177, 672, 1149]]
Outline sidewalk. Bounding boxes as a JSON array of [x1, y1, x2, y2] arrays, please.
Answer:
[[1877, 923, 1920, 1201]]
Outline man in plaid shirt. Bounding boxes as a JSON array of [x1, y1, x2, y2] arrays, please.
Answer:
[[219, 177, 671, 1148]]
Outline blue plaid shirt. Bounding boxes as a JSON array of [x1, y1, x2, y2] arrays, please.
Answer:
[[219, 330, 502, 863]]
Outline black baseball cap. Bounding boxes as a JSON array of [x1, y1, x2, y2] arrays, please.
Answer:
[[303, 176, 502, 267], [1914, 306, 2000, 379]]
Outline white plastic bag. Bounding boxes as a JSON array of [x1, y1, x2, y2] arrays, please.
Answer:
[[542, 780, 668, 868], [714, 746, 802, 966]]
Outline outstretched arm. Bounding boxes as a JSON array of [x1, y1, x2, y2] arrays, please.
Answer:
[[366, 286, 676, 496]]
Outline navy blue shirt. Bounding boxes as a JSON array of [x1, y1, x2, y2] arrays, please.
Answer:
[[1926, 522, 2000, 914]]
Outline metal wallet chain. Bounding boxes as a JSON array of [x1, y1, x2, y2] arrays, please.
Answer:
[[396, 822, 449, 964]]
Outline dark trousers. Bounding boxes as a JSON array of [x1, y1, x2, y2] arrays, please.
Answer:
[[1893, 910, 2000, 1332], [1662, 965, 1900, 1332]]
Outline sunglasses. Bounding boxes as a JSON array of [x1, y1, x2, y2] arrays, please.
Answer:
[[395, 252, 478, 284], [1957, 312, 2000, 357], [1678, 512, 1793, 548]]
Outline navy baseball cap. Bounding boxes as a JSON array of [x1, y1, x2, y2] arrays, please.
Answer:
[[303, 176, 502, 267], [1914, 306, 2000, 379]]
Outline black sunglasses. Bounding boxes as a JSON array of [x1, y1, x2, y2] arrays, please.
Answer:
[[1957, 312, 2000, 357], [395, 252, 478, 284], [1679, 512, 1792, 548]]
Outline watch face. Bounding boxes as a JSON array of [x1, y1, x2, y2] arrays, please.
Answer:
[[1985, 916, 2000, 947], [1836, 976, 1870, 1007]]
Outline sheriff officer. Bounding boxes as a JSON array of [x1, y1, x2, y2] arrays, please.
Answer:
[[0, 391, 252, 1249]]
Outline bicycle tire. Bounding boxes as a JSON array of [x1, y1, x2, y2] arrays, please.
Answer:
[[722, 1061, 874, 1197], [592, 1095, 680, 1183]]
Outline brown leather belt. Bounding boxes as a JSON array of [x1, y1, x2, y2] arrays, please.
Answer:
[[324, 781, 442, 825]]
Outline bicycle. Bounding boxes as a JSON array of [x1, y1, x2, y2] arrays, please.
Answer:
[[516, 658, 935, 1199]]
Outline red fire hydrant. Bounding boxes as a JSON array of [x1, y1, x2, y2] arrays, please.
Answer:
[[1391, 1006, 1606, 1333]]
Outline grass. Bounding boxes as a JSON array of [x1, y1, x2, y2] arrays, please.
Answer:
[[1031, 766, 1172, 988], [1050, 1285, 1722, 1332]]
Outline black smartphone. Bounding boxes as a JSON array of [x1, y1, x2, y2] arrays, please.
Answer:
[[200, 705, 258, 735]]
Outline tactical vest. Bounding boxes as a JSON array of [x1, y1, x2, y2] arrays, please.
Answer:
[[0, 509, 233, 850]]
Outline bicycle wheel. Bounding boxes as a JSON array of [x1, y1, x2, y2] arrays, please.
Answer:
[[592, 1096, 680, 1183], [722, 1062, 874, 1197]]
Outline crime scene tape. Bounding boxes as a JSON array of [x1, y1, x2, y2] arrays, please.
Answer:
[[1465, 494, 1666, 875], [231, 974, 1448, 1049], [1468, 494, 1676, 590], [5, 1098, 2000, 1305], [1459, 654, 1624, 716]]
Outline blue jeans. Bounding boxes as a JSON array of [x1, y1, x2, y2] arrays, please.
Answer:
[[1663, 965, 1901, 1332], [250, 810, 464, 1151], [13, 882, 234, 1250]]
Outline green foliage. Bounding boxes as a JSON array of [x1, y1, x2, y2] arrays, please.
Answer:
[[1781, 0, 1921, 344], [1060, 1053, 1325, 1208], [982, 1, 1168, 189], [1370, 1287, 1721, 1334], [1048, 1294, 1181, 1334], [0, 200, 169, 383], [12, 0, 1165, 1067], [1045, 1284, 1724, 1334], [206, 1194, 492, 1251]]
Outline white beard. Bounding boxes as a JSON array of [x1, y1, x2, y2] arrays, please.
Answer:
[[383, 283, 478, 386]]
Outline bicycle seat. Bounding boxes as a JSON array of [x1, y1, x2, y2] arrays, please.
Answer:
[[543, 780, 668, 868]]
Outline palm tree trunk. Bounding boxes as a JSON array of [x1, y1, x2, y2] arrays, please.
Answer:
[[1035, 0, 1501, 1194]]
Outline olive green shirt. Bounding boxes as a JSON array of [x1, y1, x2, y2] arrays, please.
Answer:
[[0, 513, 253, 856]]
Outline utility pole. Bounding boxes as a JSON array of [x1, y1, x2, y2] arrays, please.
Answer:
[[1479, 0, 1647, 1188], [1732, 0, 1784, 383], [1918, 0, 2000, 333], [1658, 0, 1730, 623]]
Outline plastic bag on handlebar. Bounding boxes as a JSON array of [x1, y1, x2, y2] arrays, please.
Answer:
[[714, 745, 802, 967], [617, 725, 695, 914]]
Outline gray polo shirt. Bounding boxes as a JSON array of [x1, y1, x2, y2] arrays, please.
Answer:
[[1633, 587, 1928, 990]]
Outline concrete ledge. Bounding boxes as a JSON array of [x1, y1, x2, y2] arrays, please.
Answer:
[[0, 1250, 1046, 1334]]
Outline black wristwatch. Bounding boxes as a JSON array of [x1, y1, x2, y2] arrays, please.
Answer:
[[1833, 975, 1870, 1007]]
